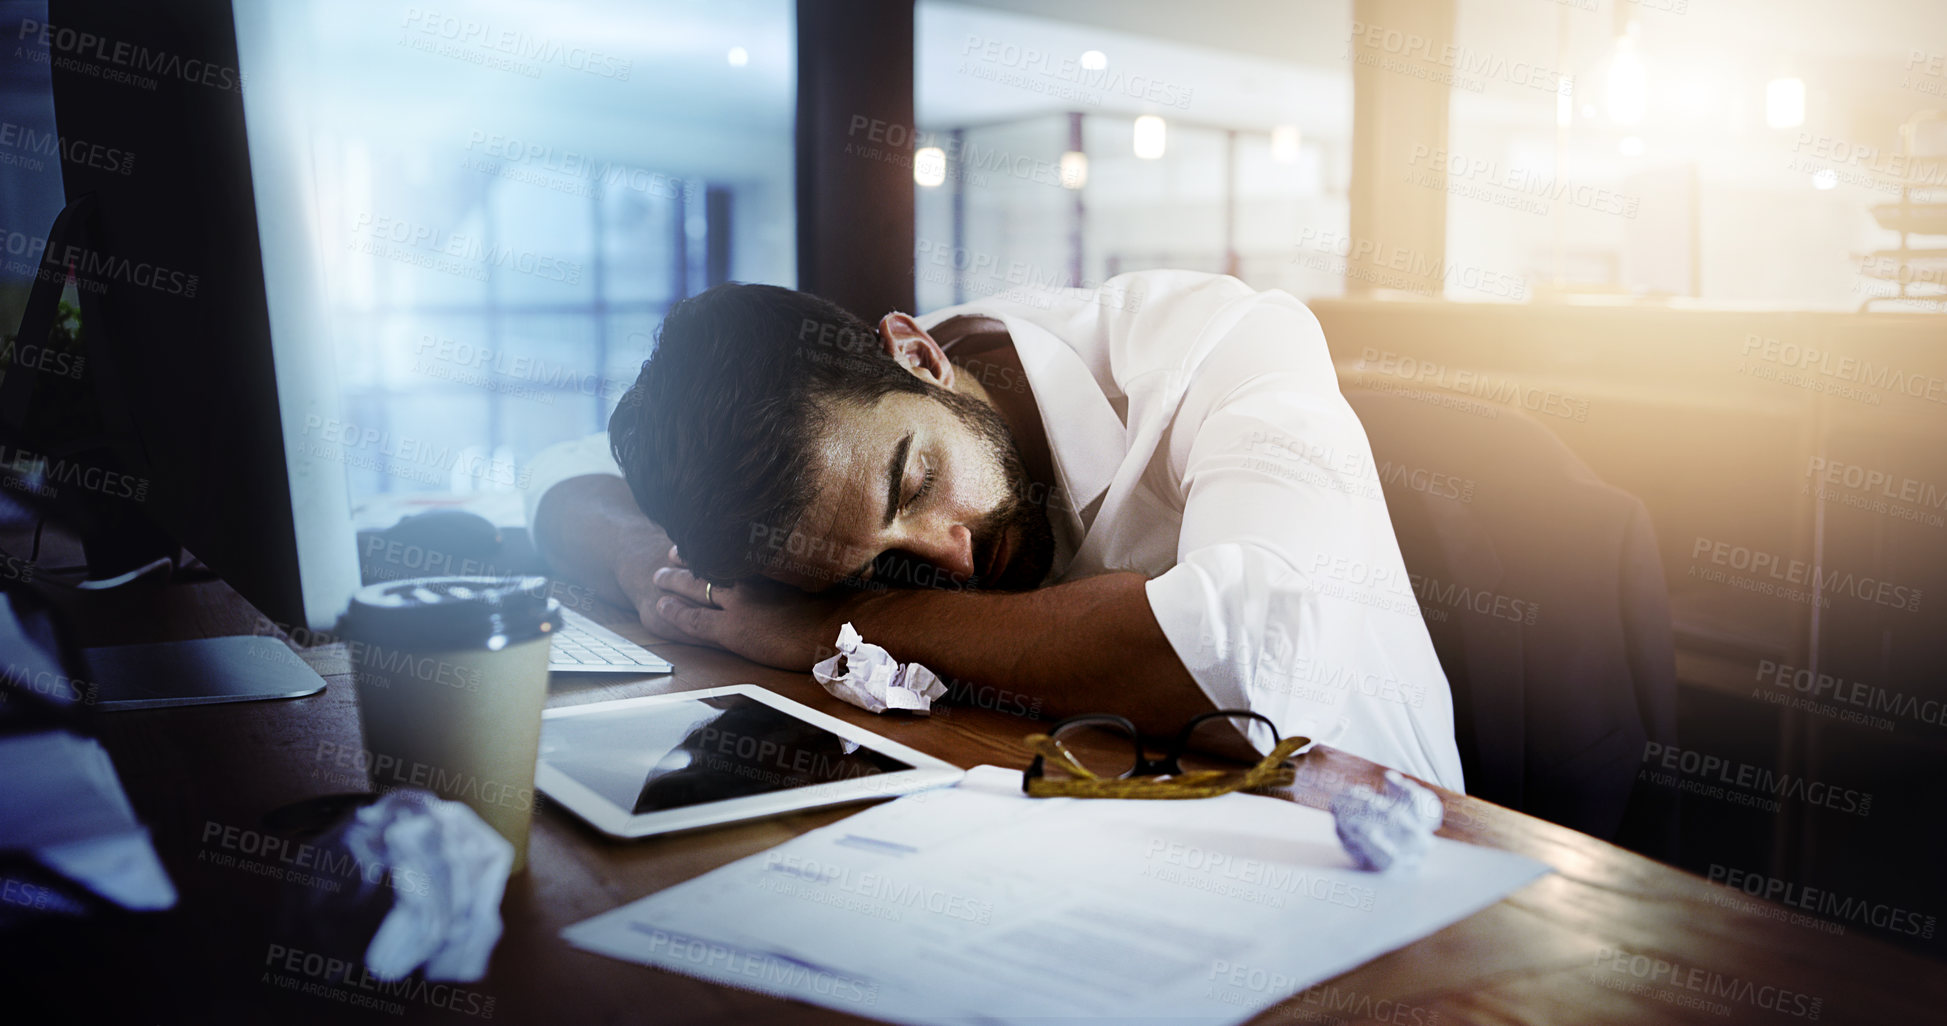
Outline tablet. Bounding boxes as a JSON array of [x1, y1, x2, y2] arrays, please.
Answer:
[[535, 684, 964, 839]]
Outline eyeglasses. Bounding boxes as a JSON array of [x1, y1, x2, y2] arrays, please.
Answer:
[[1021, 710, 1310, 799]]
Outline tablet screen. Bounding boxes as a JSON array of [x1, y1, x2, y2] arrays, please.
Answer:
[[539, 693, 915, 813]]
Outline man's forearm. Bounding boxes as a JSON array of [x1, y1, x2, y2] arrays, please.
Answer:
[[843, 572, 1217, 735], [531, 474, 671, 610]]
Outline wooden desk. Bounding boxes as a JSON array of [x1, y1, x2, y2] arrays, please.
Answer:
[[8, 570, 1944, 1025]]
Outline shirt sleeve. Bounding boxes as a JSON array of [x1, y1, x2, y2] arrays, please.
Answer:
[[520, 431, 623, 530], [1141, 300, 1466, 791]]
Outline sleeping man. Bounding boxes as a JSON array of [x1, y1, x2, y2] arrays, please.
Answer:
[[523, 270, 1465, 789]]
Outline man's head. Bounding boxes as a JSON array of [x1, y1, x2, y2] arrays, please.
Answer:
[[610, 283, 1055, 593]]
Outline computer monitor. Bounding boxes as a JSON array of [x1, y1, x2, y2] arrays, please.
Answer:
[[31, 0, 360, 631]]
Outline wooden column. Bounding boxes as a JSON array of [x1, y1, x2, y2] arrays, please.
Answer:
[[1347, 0, 1456, 295], [796, 0, 916, 317]]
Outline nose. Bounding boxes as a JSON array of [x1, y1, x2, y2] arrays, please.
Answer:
[[906, 523, 977, 582]]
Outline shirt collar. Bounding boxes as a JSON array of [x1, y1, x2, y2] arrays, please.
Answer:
[[917, 307, 1124, 527]]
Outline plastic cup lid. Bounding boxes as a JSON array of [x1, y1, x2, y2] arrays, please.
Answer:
[[338, 575, 561, 652]]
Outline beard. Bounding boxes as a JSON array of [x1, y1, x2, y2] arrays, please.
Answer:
[[931, 389, 1058, 592]]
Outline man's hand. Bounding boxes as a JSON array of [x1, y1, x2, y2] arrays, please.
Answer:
[[649, 558, 855, 670], [647, 561, 1211, 739], [531, 475, 694, 640], [616, 543, 695, 641]]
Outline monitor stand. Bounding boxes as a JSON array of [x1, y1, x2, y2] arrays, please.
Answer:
[[82, 637, 328, 711]]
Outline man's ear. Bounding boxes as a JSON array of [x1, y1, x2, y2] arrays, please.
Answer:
[[878, 313, 955, 388]]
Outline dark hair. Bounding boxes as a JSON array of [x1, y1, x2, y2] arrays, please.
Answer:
[[609, 283, 933, 582]]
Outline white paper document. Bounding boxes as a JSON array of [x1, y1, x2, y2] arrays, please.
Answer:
[[0, 730, 177, 911], [563, 766, 1549, 1026]]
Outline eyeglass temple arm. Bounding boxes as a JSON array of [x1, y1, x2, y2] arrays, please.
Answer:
[[1167, 709, 1283, 760]]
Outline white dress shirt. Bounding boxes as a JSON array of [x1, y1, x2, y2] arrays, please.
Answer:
[[523, 271, 1466, 790]]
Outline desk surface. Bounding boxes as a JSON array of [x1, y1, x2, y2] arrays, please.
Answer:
[[9, 571, 1944, 1026]]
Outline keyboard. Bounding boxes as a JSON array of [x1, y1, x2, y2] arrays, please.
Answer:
[[550, 607, 675, 675]]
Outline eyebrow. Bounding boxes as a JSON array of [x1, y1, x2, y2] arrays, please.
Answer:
[[881, 432, 913, 530]]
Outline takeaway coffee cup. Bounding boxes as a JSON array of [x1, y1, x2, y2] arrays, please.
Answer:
[[339, 576, 561, 872]]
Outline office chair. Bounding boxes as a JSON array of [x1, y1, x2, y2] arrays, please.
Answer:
[[1345, 387, 1680, 861]]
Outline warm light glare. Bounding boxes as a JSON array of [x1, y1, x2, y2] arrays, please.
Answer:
[[1619, 135, 1645, 157], [1081, 50, 1108, 71], [1060, 150, 1088, 189], [1767, 77, 1806, 129], [1664, 76, 1716, 120], [1271, 125, 1301, 163], [913, 147, 946, 187], [1606, 38, 1646, 126], [1812, 169, 1838, 190], [1133, 115, 1167, 160], [726, 46, 748, 67], [1557, 87, 1573, 128]]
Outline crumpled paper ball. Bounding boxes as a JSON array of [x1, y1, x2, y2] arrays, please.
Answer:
[[812, 622, 947, 714], [1330, 770, 1443, 872], [283, 789, 514, 982]]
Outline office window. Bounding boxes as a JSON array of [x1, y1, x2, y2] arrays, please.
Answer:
[[0, 1, 63, 337], [1440, 0, 1942, 308], [914, 1, 1351, 307], [276, 0, 795, 507]]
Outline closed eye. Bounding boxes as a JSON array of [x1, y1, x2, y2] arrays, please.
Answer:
[[902, 460, 936, 514]]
